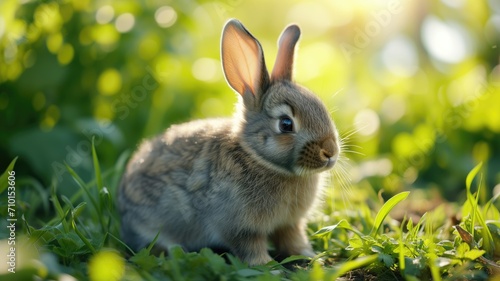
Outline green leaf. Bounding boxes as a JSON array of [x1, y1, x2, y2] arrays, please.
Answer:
[[464, 249, 486, 260], [65, 163, 99, 213], [313, 219, 362, 238], [378, 252, 394, 267], [466, 162, 482, 193], [331, 255, 378, 279], [371, 191, 410, 236], [279, 255, 309, 265], [50, 184, 69, 233], [0, 157, 18, 193], [71, 202, 87, 219], [237, 268, 264, 277], [348, 236, 364, 249], [130, 248, 160, 271], [309, 260, 324, 281], [200, 248, 226, 273]]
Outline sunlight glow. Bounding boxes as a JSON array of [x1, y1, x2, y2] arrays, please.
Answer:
[[0, 16, 5, 38], [380, 95, 406, 123], [155, 6, 177, 28], [95, 5, 114, 24], [421, 16, 470, 64], [354, 109, 380, 136], [192, 58, 219, 82], [381, 36, 418, 77], [115, 13, 135, 33]]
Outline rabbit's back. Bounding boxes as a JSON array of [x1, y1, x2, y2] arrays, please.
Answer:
[[118, 118, 235, 250]]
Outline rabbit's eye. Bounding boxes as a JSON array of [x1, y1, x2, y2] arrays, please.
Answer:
[[279, 116, 294, 133]]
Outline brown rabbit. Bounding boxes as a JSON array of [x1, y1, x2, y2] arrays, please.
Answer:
[[118, 19, 340, 266]]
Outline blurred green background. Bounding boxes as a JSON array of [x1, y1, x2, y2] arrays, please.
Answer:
[[1, 0, 499, 208]]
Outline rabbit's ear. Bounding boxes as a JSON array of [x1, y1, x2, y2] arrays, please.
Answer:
[[221, 19, 270, 101], [271, 25, 300, 81]]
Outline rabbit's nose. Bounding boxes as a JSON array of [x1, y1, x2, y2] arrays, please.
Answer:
[[320, 138, 336, 159]]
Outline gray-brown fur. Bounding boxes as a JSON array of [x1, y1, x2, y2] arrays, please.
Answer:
[[118, 19, 340, 265]]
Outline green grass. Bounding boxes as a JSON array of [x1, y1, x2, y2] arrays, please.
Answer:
[[0, 149, 499, 281]]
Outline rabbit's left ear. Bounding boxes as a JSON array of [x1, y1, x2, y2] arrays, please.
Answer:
[[271, 24, 301, 81], [221, 19, 270, 101]]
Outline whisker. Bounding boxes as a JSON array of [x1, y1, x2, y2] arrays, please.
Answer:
[[339, 127, 361, 140], [341, 150, 365, 156]]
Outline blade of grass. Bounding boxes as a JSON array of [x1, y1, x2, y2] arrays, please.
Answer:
[[50, 180, 69, 232], [109, 233, 136, 255], [147, 231, 161, 253], [110, 150, 131, 193], [331, 254, 378, 279], [71, 219, 96, 254], [465, 163, 480, 237], [65, 163, 99, 213], [464, 163, 494, 254], [474, 175, 494, 254], [483, 192, 500, 218], [370, 191, 410, 236], [92, 136, 103, 192], [0, 156, 18, 193], [313, 219, 363, 238], [65, 163, 106, 232], [426, 240, 442, 281], [18, 177, 50, 214], [466, 162, 482, 194]]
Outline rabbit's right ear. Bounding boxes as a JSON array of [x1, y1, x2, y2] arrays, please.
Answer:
[[221, 19, 270, 108]]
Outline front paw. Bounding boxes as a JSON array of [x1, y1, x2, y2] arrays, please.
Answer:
[[299, 247, 316, 258], [244, 253, 273, 266]]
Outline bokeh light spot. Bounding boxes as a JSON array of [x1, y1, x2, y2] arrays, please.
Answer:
[[0, 16, 5, 38], [287, 2, 337, 34], [139, 34, 161, 60], [34, 3, 62, 33], [380, 95, 406, 123], [46, 32, 63, 53], [155, 6, 177, 28], [88, 250, 124, 281], [94, 98, 114, 121], [92, 24, 119, 46], [95, 5, 114, 24], [57, 43, 74, 65], [297, 43, 335, 81], [98, 68, 122, 96], [421, 16, 471, 64], [392, 132, 414, 158], [381, 36, 418, 77], [354, 109, 380, 136], [192, 58, 219, 82], [41, 105, 60, 131], [115, 13, 135, 33]]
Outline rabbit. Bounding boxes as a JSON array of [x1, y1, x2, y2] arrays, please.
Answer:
[[118, 18, 340, 266]]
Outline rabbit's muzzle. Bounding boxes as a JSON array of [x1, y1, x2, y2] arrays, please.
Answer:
[[297, 137, 338, 171]]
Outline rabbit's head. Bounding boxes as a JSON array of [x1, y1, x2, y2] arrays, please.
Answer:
[[222, 19, 339, 176]]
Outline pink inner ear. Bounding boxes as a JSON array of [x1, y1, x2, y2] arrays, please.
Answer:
[[221, 20, 267, 97], [271, 25, 301, 82]]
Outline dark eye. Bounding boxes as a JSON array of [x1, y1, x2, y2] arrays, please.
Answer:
[[279, 116, 294, 133]]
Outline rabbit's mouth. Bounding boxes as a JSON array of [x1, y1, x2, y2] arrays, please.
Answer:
[[296, 138, 339, 174], [324, 154, 338, 169]]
